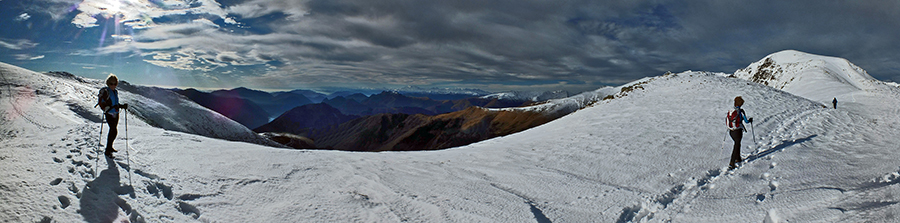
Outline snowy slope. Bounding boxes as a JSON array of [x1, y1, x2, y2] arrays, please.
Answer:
[[0, 62, 275, 146], [3, 52, 900, 222], [733, 50, 892, 104]]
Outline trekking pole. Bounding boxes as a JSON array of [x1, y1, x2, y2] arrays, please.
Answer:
[[722, 129, 728, 150], [750, 121, 757, 145], [96, 115, 104, 176], [125, 107, 133, 188]]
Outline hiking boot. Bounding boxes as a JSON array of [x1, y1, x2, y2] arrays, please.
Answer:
[[104, 149, 115, 159]]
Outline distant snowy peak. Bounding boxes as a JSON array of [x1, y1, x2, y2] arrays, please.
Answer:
[[481, 90, 570, 102], [733, 50, 882, 102], [391, 86, 490, 96], [489, 87, 618, 119]]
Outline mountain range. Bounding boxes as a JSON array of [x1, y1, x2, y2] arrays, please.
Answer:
[[254, 90, 590, 150], [173, 88, 272, 129], [172, 84, 578, 151], [175, 85, 571, 132]]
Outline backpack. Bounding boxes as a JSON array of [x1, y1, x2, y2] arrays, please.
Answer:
[[96, 87, 111, 112], [726, 108, 744, 130]]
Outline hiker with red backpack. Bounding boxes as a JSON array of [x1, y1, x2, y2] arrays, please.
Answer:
[[727, 96, 753, 170]]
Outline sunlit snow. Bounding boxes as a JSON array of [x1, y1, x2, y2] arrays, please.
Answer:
[[1, 50, 899, 222]]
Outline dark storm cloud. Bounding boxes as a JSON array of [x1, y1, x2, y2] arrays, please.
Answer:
[[230, 0, 638, 88], [661, 1, 900, 82], [31, 0, 900, 91]]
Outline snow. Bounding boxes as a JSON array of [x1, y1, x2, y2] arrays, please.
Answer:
[[3, 50, 900, 222], [733, 50, 892, 104], [480, 90, 570, 102], [489, 86, 617, 118], [391, 86, 490, 96], [0, 62, 275, 147]]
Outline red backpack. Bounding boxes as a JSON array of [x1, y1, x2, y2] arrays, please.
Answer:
[[726, 109, 744, 130]]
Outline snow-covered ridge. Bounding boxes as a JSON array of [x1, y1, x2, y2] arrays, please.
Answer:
[[0, 62, 275, 146], [489, 72, 675, 118], [489, 87, 614, 118], [390, 85, 490, 96], [732, 50, 892, 103], [480, 90, 569, 102]]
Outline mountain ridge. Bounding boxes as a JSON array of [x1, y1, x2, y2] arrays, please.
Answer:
[[733, 49, 891, 103]]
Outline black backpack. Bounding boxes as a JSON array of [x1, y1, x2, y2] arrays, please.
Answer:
[[96, 87, 111, 112]]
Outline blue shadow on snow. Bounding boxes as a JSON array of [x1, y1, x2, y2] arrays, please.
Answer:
[[745, 134, 817, 163]]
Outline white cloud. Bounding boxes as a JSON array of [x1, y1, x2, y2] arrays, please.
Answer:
[[15, 13, 31, 21], [192, 18, 219, 28], [71, 13, 98, 28], [14, 54, 45, 60], [0, 39, 38, 50], [69, 62, 110, 69], [111, 34, 133, 42], [71, 0, 236, 29]]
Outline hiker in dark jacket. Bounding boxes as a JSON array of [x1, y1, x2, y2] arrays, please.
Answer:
[[97, 74, 128, 158], [726, 96, 752, 169]]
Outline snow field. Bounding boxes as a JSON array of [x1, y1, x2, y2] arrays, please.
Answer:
[[3, 50, 900, 222]]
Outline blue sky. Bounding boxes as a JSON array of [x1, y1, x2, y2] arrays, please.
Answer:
[[2, 0, 899, 93]]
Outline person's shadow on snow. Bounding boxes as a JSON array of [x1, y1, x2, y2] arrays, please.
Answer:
[[79, 157, 135, 223]]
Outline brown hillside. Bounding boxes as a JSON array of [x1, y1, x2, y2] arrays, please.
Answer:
[[314, 107, 553, 151]]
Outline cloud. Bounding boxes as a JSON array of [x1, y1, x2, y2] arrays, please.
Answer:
[[227, 0, 310, 20], [21, 0, 80, 21], [0, 39, 38, 50], [14, 54, 45, 60], [69, 62, 109, 70], [71, 12, 98, 28], [211, 0, 735, 89], [59, 0, 900, 92], [15, 13, 31, 21], [70, 0, 237, 29]]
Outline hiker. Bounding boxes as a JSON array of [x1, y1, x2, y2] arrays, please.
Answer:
[[97, 74, 128, 158], [832, 97, 837, 109], [726, 96, 752, 169]]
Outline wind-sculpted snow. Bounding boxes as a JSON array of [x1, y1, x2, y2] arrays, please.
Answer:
[[0, 62, 276, 147], [3, 51, 900, 222]]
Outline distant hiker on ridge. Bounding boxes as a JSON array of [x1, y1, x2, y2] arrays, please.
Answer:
[[96, 74, 128, 159], [833, 97, 837, 109], [726, 96, 752, 170]]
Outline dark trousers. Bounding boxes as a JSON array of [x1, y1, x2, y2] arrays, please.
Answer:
[[105, 113, 119, 152], [729, 129, 743, 167]]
